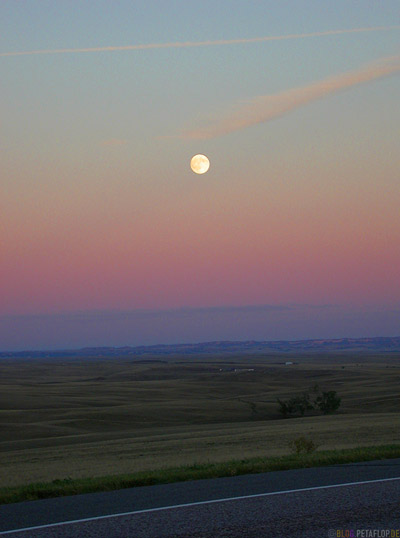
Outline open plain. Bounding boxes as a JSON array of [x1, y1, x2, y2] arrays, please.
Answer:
[[1, 352, 399, 488]]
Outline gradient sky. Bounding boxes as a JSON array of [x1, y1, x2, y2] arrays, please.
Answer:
[[1, 1, 399, 350]]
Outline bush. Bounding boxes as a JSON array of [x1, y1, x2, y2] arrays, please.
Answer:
[[288, 436, 319, 455], [277, 392, 313, 417], [291, 392, 314, 416], [277, 387, 341, 417], [277, 398, 293, 417], [314, 391, 341, 414]]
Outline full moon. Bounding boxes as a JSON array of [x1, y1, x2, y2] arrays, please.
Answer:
[[190, 154, 210, 174]]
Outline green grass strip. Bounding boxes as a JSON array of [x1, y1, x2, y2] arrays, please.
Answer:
[[2, 444, 400, 505]]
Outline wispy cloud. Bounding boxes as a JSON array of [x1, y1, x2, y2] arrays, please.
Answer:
[[185, 54, 400, 139], [1, 26, 398, 57]]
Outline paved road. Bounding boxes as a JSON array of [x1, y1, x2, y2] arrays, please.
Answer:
[[1, 459, 399, 537]]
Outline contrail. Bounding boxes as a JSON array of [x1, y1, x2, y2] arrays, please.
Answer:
[[185, 54, 400, 139], [0, 25, 399, 57]]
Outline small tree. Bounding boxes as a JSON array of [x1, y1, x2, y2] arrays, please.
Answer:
[[277, 386, 341, 417], [277, 398, 293, 417], [291, 392, 314, 416], [277, 393, 313, 417], [314, 390, 341, 414]]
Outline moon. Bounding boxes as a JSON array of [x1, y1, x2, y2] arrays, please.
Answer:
[[190, 154, 210, 174]]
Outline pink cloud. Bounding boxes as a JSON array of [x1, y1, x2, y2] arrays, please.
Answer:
[[185, 54, 400, 139]]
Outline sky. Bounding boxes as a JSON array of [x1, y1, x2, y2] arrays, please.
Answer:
[[1, 1, 399, 350]]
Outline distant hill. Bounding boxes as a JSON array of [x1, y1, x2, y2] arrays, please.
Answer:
[[1, 336, 400, 358]]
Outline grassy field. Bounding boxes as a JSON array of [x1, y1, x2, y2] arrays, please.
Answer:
[[1, 353, 399, 489], [2, 444, 400, 504]]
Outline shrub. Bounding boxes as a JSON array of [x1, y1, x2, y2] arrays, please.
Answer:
[[288, 436, 319, 455], [314, 391, 341, 414], [277, 392, 313, 417], [290, 392, 314, 416], [277, 387, 341, 417], [277, 398, 293, 417]]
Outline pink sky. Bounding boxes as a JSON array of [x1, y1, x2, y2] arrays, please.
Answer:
[[2, 148, 399, 316], [1, 4, 399, 349]]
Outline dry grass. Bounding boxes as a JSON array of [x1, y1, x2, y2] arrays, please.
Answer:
[[1, 353, 399, 488], [2, 444, 400, 504]]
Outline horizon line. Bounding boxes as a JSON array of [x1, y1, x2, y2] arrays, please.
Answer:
[[1, 335, 399, 355]]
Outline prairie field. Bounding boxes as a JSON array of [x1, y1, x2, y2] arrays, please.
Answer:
[[1, 353, 399, 487]]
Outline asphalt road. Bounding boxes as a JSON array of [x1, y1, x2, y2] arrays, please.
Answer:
[[1, 459, 399, 537]]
